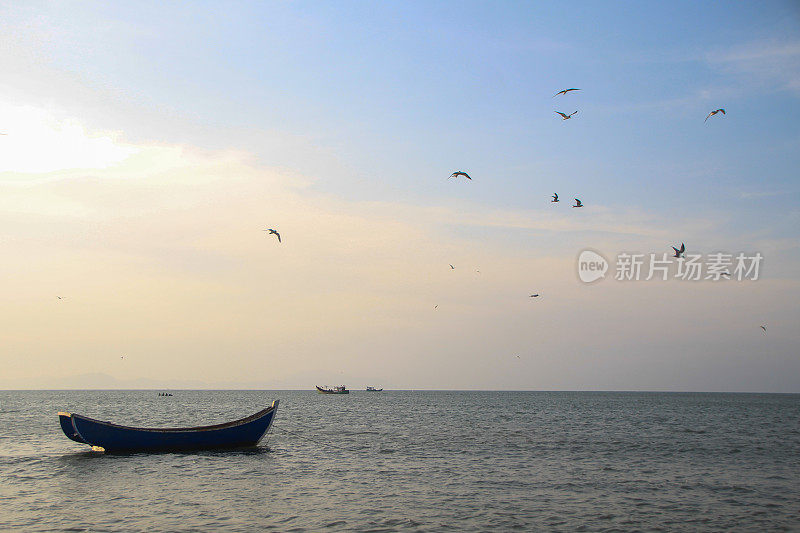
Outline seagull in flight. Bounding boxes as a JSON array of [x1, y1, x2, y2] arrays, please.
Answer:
[[554, 88, 580, 97], [672, 243, 685, 258], [449, 264, 455, 269], [529, 294, 539, 298], [551, 193, 559, 203], [760, 325, 766, 333], [264, 228, 281, 243], [555, 111, 578, 120], [705, 109, 726, 122], [573, 198, 583, 208], [449, 171, 471, 180]]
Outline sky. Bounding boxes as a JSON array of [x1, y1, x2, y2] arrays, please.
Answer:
[[0, 1, 798, 391]]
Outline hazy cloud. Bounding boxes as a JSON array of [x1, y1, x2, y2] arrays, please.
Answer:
[[707, 41, 800, 95]]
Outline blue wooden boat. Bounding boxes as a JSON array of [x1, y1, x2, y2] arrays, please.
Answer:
[[58, 400, 278, 453]]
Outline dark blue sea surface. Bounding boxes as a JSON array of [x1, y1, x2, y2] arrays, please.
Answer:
[[0, 391, 798, 531]]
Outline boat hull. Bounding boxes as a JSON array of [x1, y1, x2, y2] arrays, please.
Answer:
[[315, 386, 349, 394], [58, 400, 278, 453]]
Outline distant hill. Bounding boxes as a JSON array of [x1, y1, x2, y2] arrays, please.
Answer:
[[0, 372, 288, 390]]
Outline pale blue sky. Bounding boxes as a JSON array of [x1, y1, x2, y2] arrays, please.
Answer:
[[6, 2, 799, 219], [1, 2, 798, 390]]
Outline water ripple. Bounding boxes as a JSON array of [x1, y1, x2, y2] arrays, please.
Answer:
[[1, 390, 798, 531]]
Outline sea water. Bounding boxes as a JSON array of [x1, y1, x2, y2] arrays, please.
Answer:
[[1, 390, 798, 531]]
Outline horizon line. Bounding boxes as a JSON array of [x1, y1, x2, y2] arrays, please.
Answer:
[[2, 388, 798, 394]]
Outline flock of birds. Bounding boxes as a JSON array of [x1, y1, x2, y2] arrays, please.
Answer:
[[550, 193, 583, 208], [41, 87, 765, 348], [254, 88, 769, 335]]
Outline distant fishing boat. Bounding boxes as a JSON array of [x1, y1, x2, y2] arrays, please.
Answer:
[[315, 385, 349, 394], [58, 400, 278, 453], [366, 386, 383, 391]]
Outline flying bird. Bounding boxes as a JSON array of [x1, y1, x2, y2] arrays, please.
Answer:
[[264, 228, 281, 243], [555, 111, 578, 120], [573, 198, 583, 208], [705, 109, 726, 122], [760, 325, 766, 333], [449, 171, 471, 180], [672, 243, 685, 258], [449, 264, 455, 270], [529, 294, 539, 298], [551, 193, 559, 203], [56, 296, 64, 300], [553, 88, 580, 97], [434, 305, 438, 309]]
